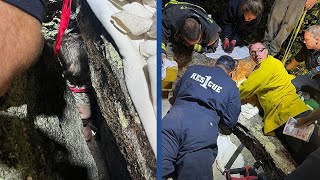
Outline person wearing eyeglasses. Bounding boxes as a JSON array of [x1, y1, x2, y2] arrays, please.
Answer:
[[161, 0, 221, 61], [239, 42, 320, 164], [219, 0, 263, 53], [286, 25, 320, 97], [162, 55, 241, 180]]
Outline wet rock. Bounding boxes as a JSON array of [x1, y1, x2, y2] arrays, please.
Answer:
[[0, 53, 99, 179], [234, 113, 296, 179], [76, 0, 156, 179]]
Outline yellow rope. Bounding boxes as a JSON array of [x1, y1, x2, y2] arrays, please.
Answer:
[[282, 9, 307, 65]]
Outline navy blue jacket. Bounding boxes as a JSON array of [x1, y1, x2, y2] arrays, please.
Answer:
[[162, 2, 221, 53], [171, 65, 240, 128], [219, 0, 262, 45], [5, 0, 46, 22], [164, 65, 240, 154]]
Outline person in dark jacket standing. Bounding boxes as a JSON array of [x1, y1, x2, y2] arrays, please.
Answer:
[[162, 0, 221, 59], [162, 55, 241, 180], [220, 0, 263, 53]]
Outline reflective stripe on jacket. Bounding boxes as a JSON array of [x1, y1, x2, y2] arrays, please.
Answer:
[[162, 2, 221, 54]]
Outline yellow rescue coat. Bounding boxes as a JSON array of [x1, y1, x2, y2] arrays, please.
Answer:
[[239, 55, 310, 135]]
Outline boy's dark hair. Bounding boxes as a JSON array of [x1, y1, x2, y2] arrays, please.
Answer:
[[58, 33, 90, 86], [180, 17, 201, 42], [240, 0, 263, 16], [216, 55, 236, 72]]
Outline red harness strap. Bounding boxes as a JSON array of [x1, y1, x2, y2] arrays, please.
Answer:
[[54, 0, 73, 55], [69, 86, 87, 93], [54, 0, 88, 93]]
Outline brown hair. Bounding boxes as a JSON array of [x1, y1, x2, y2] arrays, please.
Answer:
[[181, 18, 201, 42], [248, 41, 266, 51], [240, 0, 263, 16]]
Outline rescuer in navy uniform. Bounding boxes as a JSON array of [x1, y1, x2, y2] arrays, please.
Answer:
[[162, 55, 241, 180]]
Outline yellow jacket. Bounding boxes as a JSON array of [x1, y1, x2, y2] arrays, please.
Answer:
[[239, 55, 310, 135]]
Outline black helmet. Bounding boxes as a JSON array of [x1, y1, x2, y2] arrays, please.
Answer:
[[216, 55, 236, 71]]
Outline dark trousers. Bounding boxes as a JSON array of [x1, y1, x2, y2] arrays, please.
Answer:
[[275, 110, 320, 164], [162, 147, 217, 180], [162, 108, 219, 180], [284, 147, 320, 180], [263, 0, 305, 56], [292, 75, 320, 93], [178, 148, 216, 180]]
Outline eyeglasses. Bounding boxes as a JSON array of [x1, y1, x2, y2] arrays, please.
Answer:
[[250, 48, 266, 56]]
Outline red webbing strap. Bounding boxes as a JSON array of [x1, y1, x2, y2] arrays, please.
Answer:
[[69, 86, 87, 93], [54, 0, 73, 55]]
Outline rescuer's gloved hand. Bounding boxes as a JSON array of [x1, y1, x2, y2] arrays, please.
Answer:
[[224, 39, 236, 53], [223, 37, 229, 50]]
